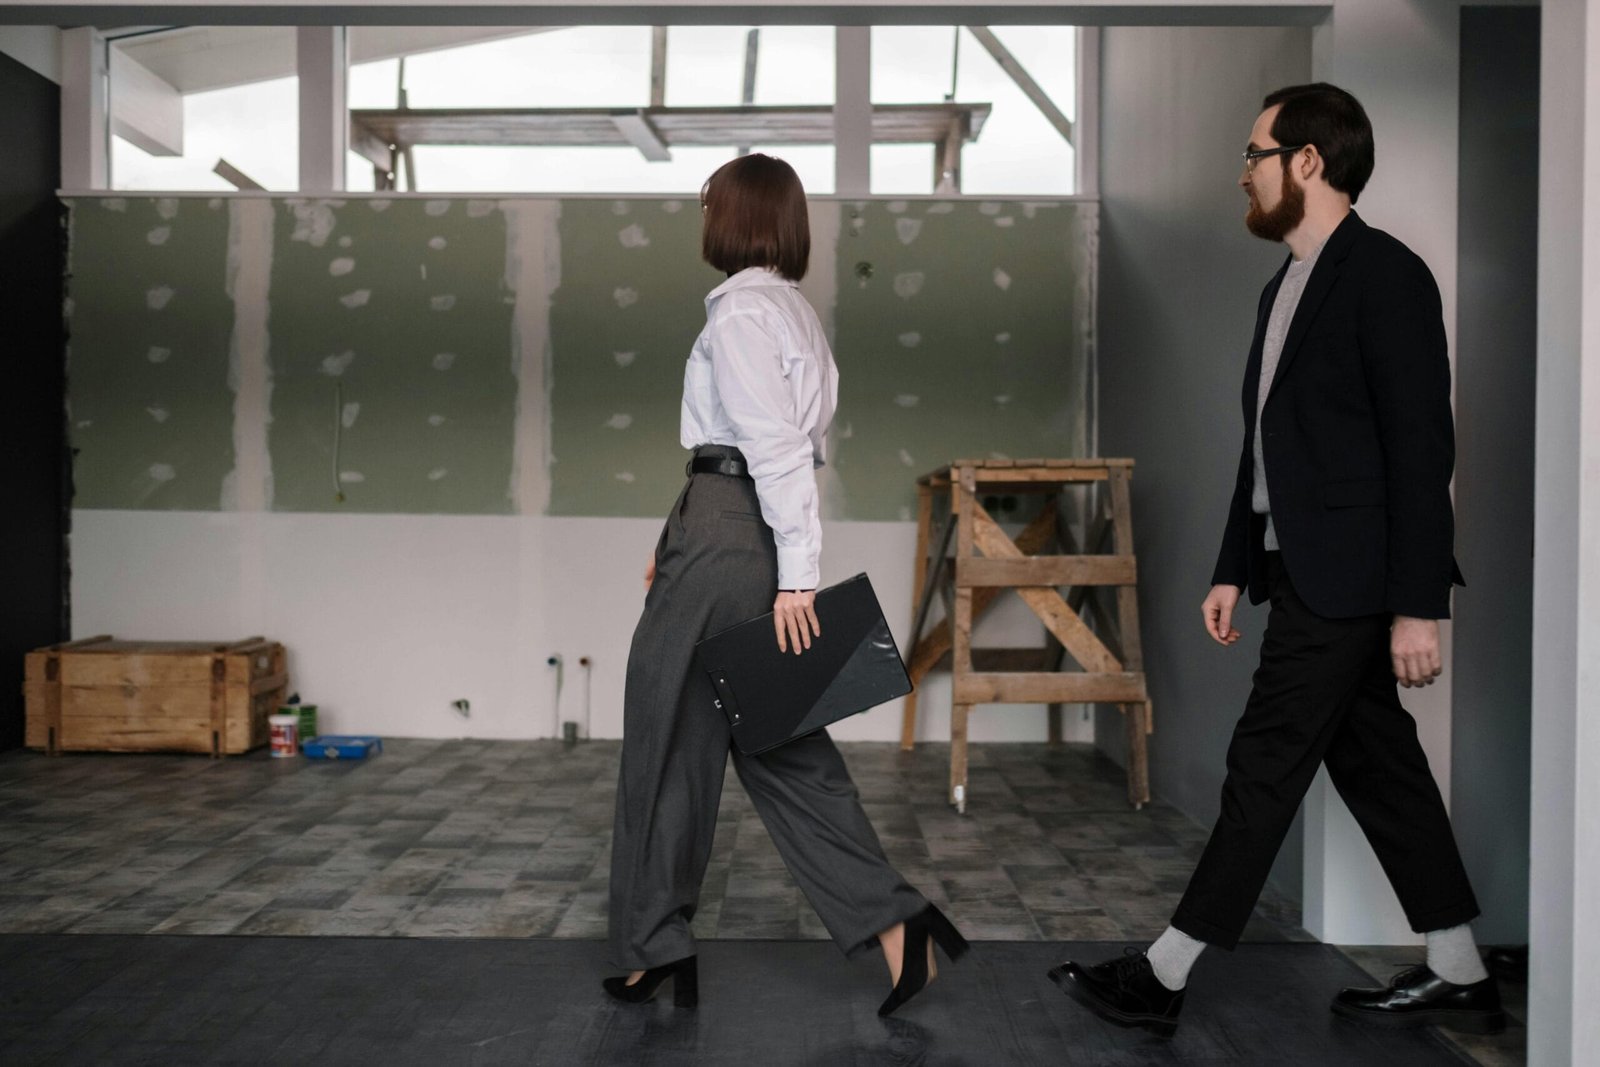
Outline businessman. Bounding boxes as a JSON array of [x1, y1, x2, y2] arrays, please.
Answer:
[[1047, 83, 1503, 1037]]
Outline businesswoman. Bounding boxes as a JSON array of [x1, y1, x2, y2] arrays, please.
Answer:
[[604, 153, 966, 1016]]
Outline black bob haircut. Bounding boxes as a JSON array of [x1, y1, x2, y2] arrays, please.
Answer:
[[1263, 82, 1375, 204]]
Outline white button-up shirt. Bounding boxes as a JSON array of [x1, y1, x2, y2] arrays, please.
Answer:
[[680, 265, 839, 590]]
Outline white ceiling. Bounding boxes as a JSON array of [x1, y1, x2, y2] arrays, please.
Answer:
[[112, 25, 563, 93]]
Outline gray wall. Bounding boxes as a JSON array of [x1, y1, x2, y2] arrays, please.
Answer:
[[1095, 25, 1313, 900], [1451, 6, 1538, 945]]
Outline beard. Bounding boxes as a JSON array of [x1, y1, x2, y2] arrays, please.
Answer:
[[1245, 163, 1306, 241]]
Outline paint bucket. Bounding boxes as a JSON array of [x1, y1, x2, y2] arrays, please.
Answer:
[[269, 714, 299, 757]]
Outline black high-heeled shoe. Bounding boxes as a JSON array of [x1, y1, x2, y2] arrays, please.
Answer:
[[602, 954, 698, 1007], [878, 904, 970, 1016]]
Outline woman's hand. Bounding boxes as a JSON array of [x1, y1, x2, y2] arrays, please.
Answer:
[[644, 552, 656, 591], [773, 589, 821, 654]]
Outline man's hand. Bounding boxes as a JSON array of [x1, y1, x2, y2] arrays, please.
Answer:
[[774, 589, 821, 655], [1202, 584, 1244, 646], [1391, 615, 1442, 687], [644, 552, 656, 591]]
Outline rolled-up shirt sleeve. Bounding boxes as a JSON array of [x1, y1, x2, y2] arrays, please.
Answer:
[[706, 303, 821, 590]]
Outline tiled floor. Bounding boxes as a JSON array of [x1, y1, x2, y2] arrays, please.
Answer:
[[0, 739, 1308, 943]]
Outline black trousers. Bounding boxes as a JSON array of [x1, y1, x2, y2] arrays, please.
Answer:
[[1170, 552, 1480, 949]]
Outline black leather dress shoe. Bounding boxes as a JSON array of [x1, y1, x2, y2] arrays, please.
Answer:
[[1048, 948, 1184, 1036], [1483, 945, 1527, 984], [1332, 965, 1505, 1034]]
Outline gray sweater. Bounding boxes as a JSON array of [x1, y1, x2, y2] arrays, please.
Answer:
[[1253, 237, 1329, 550]]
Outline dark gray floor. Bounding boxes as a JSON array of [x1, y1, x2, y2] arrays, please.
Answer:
[[0, 935, 1472, 1066], [0, 740, 1307, 943]]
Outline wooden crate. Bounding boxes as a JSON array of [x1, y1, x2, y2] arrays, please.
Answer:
[[23, 636, 289, 757]]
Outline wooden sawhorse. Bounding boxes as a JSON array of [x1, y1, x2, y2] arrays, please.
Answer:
[[900, 459, 1152, 811]]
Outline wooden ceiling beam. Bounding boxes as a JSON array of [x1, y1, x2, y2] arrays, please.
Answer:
[[348, 102, 992, 151]]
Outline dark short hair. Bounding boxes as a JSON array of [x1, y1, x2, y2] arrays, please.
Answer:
[[700, 154, 810, 281], [1262, 82, 1375, 204]]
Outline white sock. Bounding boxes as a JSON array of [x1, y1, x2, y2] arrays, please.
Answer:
[[1426, 923, 1489, 985], [1147, 926, 1207, 991]]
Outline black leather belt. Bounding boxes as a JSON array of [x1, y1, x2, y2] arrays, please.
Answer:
[[688, 454, 753, 478]]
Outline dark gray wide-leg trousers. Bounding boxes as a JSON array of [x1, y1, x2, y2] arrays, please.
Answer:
[[608, 444, 926, 970]]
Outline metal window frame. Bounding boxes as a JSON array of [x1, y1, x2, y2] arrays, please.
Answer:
[[71, 17, 1099, 199]]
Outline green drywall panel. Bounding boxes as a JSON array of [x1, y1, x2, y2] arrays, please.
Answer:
[[63, 195, 1094, 521], [546, 198, 723, 518], [65, 197, 236, 510], [831, 200, 1094, 521], [267, 198, 517, 513]]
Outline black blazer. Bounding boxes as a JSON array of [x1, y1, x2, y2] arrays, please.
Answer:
[[1211, 210, 1465, 620]]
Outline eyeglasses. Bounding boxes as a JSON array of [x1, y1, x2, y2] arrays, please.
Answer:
[[1242, 144, 1307, 172]]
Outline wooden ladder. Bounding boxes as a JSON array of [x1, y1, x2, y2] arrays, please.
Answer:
[[900, 458, 1152, 811]]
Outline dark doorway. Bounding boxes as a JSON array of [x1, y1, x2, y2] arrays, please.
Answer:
[[0, 51, 68, 752], [1452, 6, 1540, 944]]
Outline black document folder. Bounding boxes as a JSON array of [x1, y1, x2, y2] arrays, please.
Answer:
[[692, 572, 912, 755]]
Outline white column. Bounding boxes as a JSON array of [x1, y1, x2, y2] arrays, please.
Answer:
[[59, 26, 107, 190], [1300, 0, 1461, 945], [834, 27, 870, 197], [297, 27, 348, 193], [1530, 4, 1600, 1064], [1075, 27, 1101, 199]]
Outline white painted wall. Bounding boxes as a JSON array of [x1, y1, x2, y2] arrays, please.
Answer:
[[1530, 3, 1600, 1065], [0, 25, 59, 83], [69, 509, 1088, 744]]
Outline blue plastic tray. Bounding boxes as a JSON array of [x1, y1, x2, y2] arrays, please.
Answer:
[[301, 735, 383, 760]]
